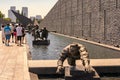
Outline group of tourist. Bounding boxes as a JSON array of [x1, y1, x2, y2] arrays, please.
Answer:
[[1, 23, 25, 46]]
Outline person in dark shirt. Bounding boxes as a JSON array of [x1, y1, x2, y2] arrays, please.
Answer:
[[21, 25, 25, 43]]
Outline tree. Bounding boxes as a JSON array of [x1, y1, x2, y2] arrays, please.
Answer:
[[0, 11, 5, 18], [4, 18, 11, 22]]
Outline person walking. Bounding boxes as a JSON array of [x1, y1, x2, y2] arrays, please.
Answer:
[[4, 24, 11, 46], [16, 24, 23, 46], [10, 24, 15, 42], [1, 25, 5, 43], [21, 25, 25, 44], [13, 25, 17, 44]]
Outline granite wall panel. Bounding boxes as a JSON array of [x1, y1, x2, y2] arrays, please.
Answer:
[[39, 0, 120, 46]]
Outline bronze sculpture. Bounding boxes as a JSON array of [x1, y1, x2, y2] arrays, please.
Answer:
[[56, 43, 91, 74]]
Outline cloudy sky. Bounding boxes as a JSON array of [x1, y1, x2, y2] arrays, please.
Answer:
[[0, 0, 58, 18]]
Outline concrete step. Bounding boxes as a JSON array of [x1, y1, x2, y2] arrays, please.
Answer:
[[65, 66, 100, 80], [29, 59, 120, 74]]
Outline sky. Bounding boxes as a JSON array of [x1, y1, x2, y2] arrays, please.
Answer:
[[0, 0, 58, 18]]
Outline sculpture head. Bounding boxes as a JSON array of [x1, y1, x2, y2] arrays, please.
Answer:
[[69, 43, 80, 54]]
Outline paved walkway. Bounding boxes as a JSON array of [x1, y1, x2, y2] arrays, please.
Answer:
[[0, 31, 30, 80]]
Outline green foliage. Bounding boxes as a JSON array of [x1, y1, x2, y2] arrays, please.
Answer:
[[0, 11, 5, 18], [16, 18, 19, 23], [4, 18, 11, 22]]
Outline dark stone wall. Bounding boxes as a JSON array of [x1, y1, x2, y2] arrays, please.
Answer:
[[40, 0, 120, 46]]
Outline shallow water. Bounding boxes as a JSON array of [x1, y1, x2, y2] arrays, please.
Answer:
[[26, 33, 120, 60]]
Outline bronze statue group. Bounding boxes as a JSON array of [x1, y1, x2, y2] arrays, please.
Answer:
[[32, 25, 48, 41]]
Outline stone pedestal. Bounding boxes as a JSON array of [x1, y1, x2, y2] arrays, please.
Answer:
[[65, 66, 100, 80], [32, 40, 50, 45]]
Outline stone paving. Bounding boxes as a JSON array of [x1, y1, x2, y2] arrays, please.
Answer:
[[0, 31, 30, 80]]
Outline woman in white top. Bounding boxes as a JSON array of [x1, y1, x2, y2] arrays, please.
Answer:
[[1, 25, 5, 43]]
